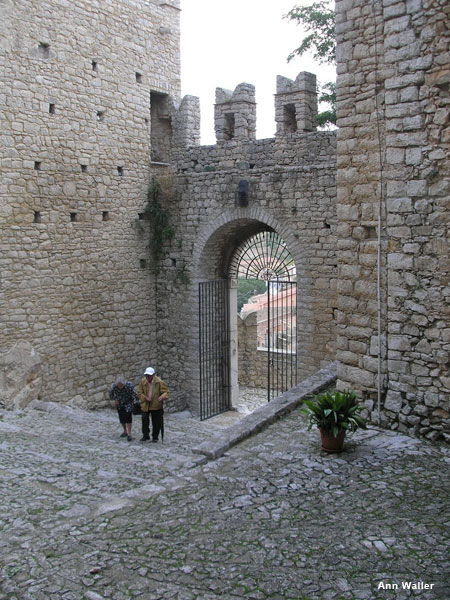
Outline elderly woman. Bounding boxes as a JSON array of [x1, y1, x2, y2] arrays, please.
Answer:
[[137, 367, 169, 442], [109, 375, 138, 441]]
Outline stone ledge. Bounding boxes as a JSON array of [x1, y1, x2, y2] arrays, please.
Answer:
[[192, 362, 337, 460]]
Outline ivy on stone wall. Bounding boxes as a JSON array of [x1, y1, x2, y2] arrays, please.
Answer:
[[144, 177, 175, 272], [174, 263, 190, 286], [144, 177, 190, 286]]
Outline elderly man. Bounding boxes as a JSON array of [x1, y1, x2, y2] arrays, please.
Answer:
[[137, 367, 169, 442], [109, 375, 138, 441]]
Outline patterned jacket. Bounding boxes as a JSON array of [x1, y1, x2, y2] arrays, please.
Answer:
[[109, 382, 138, 413]]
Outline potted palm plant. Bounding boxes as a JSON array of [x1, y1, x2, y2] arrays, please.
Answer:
[[302, 390, 367, 453]]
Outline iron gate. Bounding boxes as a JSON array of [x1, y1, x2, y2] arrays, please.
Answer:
[[266, 280, 298, 402], [199, 279, 231, 420]]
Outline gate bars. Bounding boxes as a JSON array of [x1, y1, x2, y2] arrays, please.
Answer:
[[266, 281, 297, 402], [199, 278, 297, 419], [199, 279, 231, 420]]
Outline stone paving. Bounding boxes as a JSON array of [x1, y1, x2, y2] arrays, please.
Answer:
[[1, 380, 449, 600]]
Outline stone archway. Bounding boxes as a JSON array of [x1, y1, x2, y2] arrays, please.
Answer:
[[188, 212, 304, 418], [156, 186, 337, 418]]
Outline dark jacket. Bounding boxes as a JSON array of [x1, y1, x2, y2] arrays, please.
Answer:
[[109, 382, 137, 412]]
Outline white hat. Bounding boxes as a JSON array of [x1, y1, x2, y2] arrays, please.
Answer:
[[144, 367, 155, 376]]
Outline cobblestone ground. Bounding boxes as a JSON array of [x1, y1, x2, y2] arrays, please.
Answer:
[[1, 388, 449, 600]]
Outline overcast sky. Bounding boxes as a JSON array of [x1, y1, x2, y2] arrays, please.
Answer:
[[180, 0, 336, 144]]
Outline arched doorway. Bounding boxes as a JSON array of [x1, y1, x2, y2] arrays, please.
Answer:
[[229, 231, 297, 404], [198, 228, 298, 420]]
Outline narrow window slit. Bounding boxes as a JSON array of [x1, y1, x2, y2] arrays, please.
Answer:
[[283, 104, 297, 133], [38, 42, 50, 58], [364, 226, 377, 240], [224, 113, 235, 140]]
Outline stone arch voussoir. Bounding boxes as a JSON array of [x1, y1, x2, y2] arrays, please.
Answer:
[[191, 207, 308, 283]]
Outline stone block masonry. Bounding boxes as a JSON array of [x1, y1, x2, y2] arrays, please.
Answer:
[[237, 311, 296, 390], [214, 83, 257, 142], [0, 0, 181, 406], [335, 0, 450, 442], [275, 71, 318, 134]]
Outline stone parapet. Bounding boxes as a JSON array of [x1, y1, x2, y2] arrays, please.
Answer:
[[174, 131, 336, 173], [192, 362, 337, 460], [214, 83, 257, 142]]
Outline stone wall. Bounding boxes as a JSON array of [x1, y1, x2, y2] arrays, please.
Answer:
[[238, 311, 267, 389], [237, 311, 296, 391], [2, 0, 448, 442], [335, 0, 450, 441], [214, 84, 257, 142], [0, 0, 181, 407]]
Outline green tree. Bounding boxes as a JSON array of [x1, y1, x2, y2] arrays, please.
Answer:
[[317, 81, 336, 128], [285, 1, 335, 65], [237, 279, 267, 312], [284, 1, 336, 127]]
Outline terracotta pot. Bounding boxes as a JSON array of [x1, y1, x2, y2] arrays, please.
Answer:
[[320, 428, 346, 453]]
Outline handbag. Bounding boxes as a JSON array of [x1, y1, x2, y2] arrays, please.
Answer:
[[132, 401, 142, 415]]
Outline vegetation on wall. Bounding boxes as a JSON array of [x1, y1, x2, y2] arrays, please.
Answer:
[[144, 177, 191, 286], [144, 177, 175, 272], [285, 1, 336, 127], [174, 262, 190, 286]]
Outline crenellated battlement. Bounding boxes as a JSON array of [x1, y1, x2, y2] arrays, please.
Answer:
[[172, 71, 331, 172], [171, 95, 201, 150], [214, 83, 257, 142], [172, 71, 321, 158], [275, 71, 318, 134]]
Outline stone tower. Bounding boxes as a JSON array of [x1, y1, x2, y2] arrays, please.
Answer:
[[0, 0, 183, 406], [335, 0, 450, 442]]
